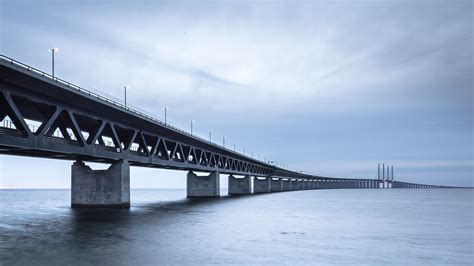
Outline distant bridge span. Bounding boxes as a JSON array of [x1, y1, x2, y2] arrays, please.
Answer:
[[0, 55, 444, 208]]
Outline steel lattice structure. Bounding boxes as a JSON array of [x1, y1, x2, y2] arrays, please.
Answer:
[[0, 55, 343, 180]]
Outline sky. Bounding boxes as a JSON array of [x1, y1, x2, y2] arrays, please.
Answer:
[[0, 0, 472, 188]]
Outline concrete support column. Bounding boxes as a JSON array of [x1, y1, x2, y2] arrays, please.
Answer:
[[297, 179, 304, 190], [271, 178, 283, 192], [254, 177, 271, 193], [228, 175, 251, 195], [323, 180, 328, 189], [282, 179, 291, 191], [290, 179, 298, 190], [187, 171, 220, 198], [71, 160, 130, 208]]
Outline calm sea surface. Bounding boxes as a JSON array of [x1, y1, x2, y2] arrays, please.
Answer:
[[0, 189, 473, 265]]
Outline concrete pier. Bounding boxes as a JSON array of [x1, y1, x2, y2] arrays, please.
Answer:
[[314, 180, 320, 189], [319, 180, 325, 189], [297, 179, 304, 190], [254, 177, 271, 193], [290, 179, 298, 190], [71, 160, 130, 208], [271, 178, 283, 192], [282, 179, 291, 191], [228, 175, 251, 195], [187, 171, 220, 198]]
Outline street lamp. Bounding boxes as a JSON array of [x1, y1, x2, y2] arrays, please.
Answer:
[[233, 141, 236, 152], [48, 48, 59, 77], [209, 129, 212, 142], [222, 136, 225, 147], [190, 120, 194, 135], [123, 86, 128, 107], [164, 107, 169, 125]]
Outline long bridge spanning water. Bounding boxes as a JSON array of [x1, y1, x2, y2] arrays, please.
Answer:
[[0, 55, 445, 208]]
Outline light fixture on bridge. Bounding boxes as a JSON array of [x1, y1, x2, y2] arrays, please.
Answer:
[[209, 129, 212, 142], [190, 120, 195, 135], [222, 136, 225, 147], [48, 48, 59, 77], [164, 107, 169, 125], [123, 86, 129, 107]]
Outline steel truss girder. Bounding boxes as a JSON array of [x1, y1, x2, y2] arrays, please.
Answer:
[[0, 84, 274, 176]]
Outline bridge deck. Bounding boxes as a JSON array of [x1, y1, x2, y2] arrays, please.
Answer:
[[0, 55, 343, 179]]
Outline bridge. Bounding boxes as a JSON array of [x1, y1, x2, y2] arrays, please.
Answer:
[[0, 54, 445, 208]]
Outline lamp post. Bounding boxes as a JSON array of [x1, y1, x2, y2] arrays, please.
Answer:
[[123, 86, 128, 107], [209, 129, 212, 142], [164, 107, 169, 125], [190, 120, 194, 135], [49, 48, 59, 77], [222, 136, 225, 147]]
